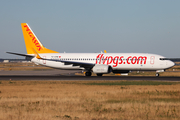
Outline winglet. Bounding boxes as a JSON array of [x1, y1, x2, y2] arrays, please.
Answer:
[[104, 50, 107, 53]]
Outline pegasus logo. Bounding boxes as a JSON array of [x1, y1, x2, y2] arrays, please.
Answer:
[[24, 25, 42, 51]]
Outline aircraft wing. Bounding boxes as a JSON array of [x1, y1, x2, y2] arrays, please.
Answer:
[[7, 51, 95, 68], [43, 58, 95, 68], [27, 49, 95, 68]]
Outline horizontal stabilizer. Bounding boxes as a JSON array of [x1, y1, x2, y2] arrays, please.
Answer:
[[6, 52, 34, 57]]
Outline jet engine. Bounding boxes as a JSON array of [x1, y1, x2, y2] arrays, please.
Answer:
[[92, 64, 112, 74]]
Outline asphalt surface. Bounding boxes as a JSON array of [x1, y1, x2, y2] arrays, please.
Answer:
[[0, 70, 180, 81], [0, 76, 180, 81]]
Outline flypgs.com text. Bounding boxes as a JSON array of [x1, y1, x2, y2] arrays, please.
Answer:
[[96, 54, 147, 67]]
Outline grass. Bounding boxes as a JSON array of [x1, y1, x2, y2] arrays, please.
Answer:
[[0, 80, 180, 120], [0, 62, 53, 71]]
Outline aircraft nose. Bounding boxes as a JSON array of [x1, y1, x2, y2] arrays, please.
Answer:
[[167, 60, 175, 68]]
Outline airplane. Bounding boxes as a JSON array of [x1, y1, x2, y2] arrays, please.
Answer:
[[7, 23, 177, 77]]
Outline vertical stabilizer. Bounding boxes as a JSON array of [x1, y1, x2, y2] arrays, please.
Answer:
[[21, 23, 58, 54]]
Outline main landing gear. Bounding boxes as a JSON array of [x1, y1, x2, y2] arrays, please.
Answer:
[[85, 72, 92, 76], [155, 73, 159, 77], [85, 72, 103, 76], [96, 74, 103, 76]]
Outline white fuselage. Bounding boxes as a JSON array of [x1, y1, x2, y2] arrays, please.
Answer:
[[31, 53, 175, 71]]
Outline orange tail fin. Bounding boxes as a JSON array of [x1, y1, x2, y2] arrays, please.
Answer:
[[21, 23, 58, 54]]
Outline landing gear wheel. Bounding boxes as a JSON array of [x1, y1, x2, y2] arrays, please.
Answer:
[[156, 73, 159, 77], [85, 72, 92, 76], [97, 74, 103, 76]]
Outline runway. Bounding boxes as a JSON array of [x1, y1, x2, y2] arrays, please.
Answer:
[[0, 75, 179, 81], [0, 70, 180, 81]]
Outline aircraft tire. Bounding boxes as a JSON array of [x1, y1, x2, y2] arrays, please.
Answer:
[[156, 73, 159, 77], [85, 72, 92, 76], [97, 74, 103, 76]]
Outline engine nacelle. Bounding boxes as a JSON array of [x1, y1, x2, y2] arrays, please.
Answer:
[[92, 64, 112, 74]]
